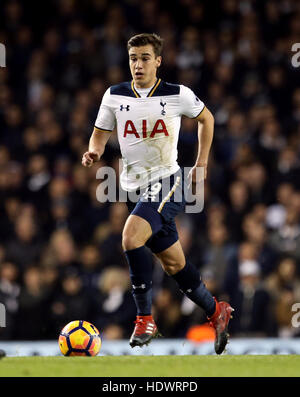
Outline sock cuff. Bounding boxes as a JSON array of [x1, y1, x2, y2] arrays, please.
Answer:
[[207, 297, 218, 319], [124, 245, 153, 276], [137, 315, 153, 320], [124, 245, 146, 256], [172, 261, 201, 293]]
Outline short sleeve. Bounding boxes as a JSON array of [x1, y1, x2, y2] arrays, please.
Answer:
[[179, 85, 205, 118], [94, 88, 116, 132]]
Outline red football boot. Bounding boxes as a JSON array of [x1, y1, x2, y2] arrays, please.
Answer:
[[208, 298, 234, 355], [129, 315, 161, 348]]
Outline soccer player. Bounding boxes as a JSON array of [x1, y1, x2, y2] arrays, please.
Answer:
[[82, 33, 234, 354]]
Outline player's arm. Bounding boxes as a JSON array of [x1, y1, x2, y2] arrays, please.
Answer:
[[82, 128, 111, 167], [82, 88, 115, 168], [192, 106, 214, 180], [180, 85, 214, 182]]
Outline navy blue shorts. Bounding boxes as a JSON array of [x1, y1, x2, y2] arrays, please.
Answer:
[[126, 168, 186, 254]]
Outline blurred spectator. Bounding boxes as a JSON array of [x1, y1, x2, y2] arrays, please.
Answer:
[[275, 147, 300, 188], [245, 162, 272, 205], [265, 257, 300, 337], [201, 223, 237, 294], [0, 196, 21, 243], [228, 259, 277, 336], [2, 104, 24, 152], [269, 207, 300, 261], [26, 154, 51, 209], [266, 183, 294, 230], [48, 199, 86, 243], [91, 267, 136, 337], [83, 179, 110, 240], [224, 241, 259, 297], [0, 261, 20, 340], [96, 202, 128, 267], [226, 180, 251, 242], [79, 244, 103, 290], [6, 214, 43, 270], [242, 215, 277, 275], [41, 229, 79, 271], [19, 127, 42, 163], [70, 165, 90, 215], [256, 118, 285, 172], [41, 266, 59, 298], [16, 266, 48, 339], [153, 288, 183, 337], [177, 26, 203, 71], [49, 268, 90, 336], [220, 112, 250, 165]]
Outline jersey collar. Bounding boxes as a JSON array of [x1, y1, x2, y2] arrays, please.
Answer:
[[131, 78, 162, 98]]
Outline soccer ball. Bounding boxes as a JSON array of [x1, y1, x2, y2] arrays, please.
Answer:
[[58, 320, 101, 356]]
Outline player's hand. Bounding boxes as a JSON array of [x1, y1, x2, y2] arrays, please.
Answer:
[[188, 163, 207, 195], [81, 151, 100, 167], [188, 162, 207, 185]]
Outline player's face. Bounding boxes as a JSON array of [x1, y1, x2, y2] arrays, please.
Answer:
[[129, 45, 161, 88]]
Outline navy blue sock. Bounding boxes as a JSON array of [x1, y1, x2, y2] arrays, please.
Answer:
[[171, 261, 216, 316], [124, 246, 153, 316]]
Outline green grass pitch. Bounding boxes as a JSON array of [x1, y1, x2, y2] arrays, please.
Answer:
[[0, 355, 300, 377]]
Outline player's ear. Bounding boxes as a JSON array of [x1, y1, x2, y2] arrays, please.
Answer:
[[156, 56, 162, 68]]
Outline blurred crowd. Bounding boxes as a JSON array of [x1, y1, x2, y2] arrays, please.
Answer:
[[0, 0, 300, 341]]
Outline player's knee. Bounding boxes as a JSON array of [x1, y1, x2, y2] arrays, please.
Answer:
[[122, 231, 145, 251], [162, 259, 185, 276]]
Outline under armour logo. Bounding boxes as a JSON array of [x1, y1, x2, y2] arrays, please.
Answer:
[[120, 104, 130, 111], [132, 284, 146, 290], [160, 100, 166, 115]]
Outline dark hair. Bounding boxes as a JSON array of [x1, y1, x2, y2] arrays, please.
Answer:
[[127, 33, 164, 57]]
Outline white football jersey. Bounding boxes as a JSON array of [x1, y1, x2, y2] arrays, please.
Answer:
[[94, 78, 205, 191]]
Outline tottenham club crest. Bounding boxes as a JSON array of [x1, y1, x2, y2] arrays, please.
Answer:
[[160, 99, 166, 115]]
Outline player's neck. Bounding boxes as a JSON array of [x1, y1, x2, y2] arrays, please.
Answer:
[[133, 76, 157, 89]]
